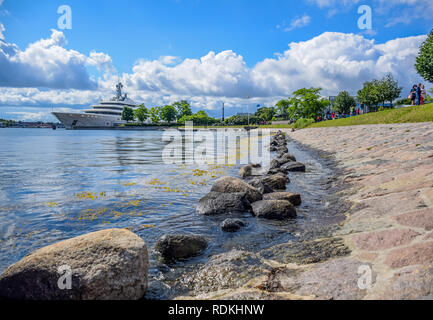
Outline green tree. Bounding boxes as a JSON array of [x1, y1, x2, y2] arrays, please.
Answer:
[[415, 29, 433, 83], [121, 107, 135, 122], [275, 99, 290, 117], [134, 104, 148, 123], [287, 88, 330, 120], [160, 105, 177, 123], [173, 100, 193, 119], [178, 110, 219, 126], [378, 74, 402, 107], [333, 91, 356, 115], [224, 114, 262, 126], [149, 106, 161, 124], [357, 81, 380, 112], [255, 106, 276, 122]]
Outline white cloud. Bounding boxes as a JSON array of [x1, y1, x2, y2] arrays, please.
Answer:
[[0, 31, 428, 114], [284, 15, 311, 32], [253, 32, 425, 97], [0, 28, 114, 89], [158, 55, 181, 65]]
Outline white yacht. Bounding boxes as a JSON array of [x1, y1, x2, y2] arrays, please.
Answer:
[[52, 82, 138, 129]]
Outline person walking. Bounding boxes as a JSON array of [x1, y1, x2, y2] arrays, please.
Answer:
[[420, 84, 426, 105], [410, 85, 417, 106]]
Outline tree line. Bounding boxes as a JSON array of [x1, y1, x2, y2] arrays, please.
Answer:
[[121, 26, 433, 127]]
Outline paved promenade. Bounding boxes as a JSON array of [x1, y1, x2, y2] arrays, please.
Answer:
[[285, 123, 433, 299]]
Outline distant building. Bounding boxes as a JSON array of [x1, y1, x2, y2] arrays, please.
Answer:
[[0, 122, 4, 128]]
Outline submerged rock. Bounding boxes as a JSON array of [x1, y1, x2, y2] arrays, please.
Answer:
[[281, 162, 306, 172], [0, 229, 148, 300], [182, 250, 270, 295], [211, 176, 263, 203], [196, 192, 251, 215], [155, 234, 207, 262], [252, 200, 297, 220], [221, 219, 246, 232], [264, 192, 302, 206]]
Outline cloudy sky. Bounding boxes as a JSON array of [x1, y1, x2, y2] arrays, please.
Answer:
[[0, 0, 431, 121]]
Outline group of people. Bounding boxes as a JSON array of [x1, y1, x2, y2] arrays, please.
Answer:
[[410, 83, 427, 106]]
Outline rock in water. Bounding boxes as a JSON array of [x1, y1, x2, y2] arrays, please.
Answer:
[[221, 219, 246, 232], [196, 192, 250, 215], [0, 229, 148, 300], [269, 159, 281, 170], [261, 173, 290, 190], [252, 200, 297, 220], [264, 192, 302, 206], [239, 164, 262, 178], [183, 250, 270, 295], [211, 176, 263, 203], [277, 146, 289, 154], [247, 178, 274, 194], [281, 162, 306, 172], [277, 153, 297, 165], [239, 165, 253, 178], [155, 234, 207, 262]]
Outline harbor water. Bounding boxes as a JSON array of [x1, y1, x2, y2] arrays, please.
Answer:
[[0, 128, 343, 298]]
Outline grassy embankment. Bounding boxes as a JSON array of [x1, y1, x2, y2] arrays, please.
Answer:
[[307, 103, 433, 128]]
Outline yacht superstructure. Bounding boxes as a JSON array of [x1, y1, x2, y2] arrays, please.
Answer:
[[52, 82, 138, 129]]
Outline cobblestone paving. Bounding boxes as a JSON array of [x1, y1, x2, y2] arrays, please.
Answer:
[[285, 123, 433, 299]]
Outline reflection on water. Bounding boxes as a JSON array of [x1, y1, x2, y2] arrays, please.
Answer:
[[0, 128, 337, 299]]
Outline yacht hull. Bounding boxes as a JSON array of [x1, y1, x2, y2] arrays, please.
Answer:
[[52, 112, 124, 129]]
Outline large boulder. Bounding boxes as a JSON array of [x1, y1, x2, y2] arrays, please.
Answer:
[[196, 192, 250, 215], [211, 176, 262, 203], [155, 234, 207, 262], [0, 229, 148, 300], [264, 192, 302, 206], [221, 219, 246, 233], [261, 173, 290, 190], [281, 162, 306, 172], [252, 200, 297, 220]]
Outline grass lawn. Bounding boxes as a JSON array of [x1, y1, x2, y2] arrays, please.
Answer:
[[308, 103, 433, 128]]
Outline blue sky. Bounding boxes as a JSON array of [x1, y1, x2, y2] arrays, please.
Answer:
[[0, 0, 432, 120]]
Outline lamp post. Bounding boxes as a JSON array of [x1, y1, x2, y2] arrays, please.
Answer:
[[247, 95, 251, 126]]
